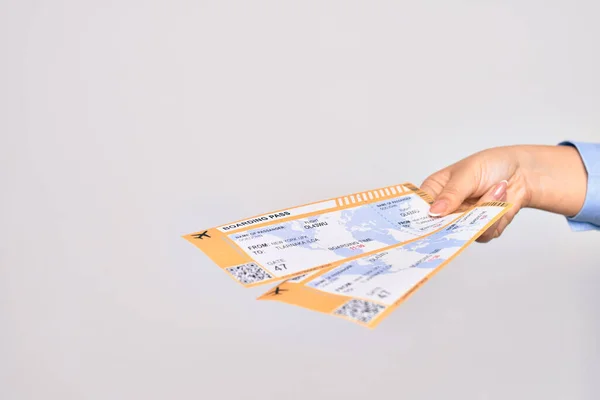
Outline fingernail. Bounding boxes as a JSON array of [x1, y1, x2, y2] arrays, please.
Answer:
[[429, 200, 448, 217], [492, 181, 508, 200]]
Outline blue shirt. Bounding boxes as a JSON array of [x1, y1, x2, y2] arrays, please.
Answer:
[[558, 141, 600, 231]]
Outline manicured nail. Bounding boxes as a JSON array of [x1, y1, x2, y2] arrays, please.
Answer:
[[428, 200, 449, 217], [492, 180, 508, 199]]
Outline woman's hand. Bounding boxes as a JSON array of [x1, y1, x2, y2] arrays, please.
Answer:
[[420, 145, 588, 242]]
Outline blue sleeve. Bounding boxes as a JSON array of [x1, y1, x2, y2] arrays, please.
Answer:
[[558, 141, 600, 231]]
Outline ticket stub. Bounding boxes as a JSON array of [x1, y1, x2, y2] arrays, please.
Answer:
[[257, 201, 512, 328], [183, 183, 463, 287]]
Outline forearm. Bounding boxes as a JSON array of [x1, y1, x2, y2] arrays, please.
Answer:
[[520, 145, 588, 217]]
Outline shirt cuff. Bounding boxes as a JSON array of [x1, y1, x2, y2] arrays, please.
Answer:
[[558, 141, 600, 231]]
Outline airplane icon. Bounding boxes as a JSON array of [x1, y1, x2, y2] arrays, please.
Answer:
[[192, 231, 211, 239], [267, 286, 289, 296]]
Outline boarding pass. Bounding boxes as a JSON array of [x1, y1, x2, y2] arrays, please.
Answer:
[[184, 183, 485, 287], [257, 201, 511, 328]]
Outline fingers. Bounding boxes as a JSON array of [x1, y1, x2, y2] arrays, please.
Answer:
[[428, 169, 479, 217], [474, 180, 508, 243], [477, 180, 509, 205], [478, 204, 520, 243], [475, 181, 526, 243], [420, 170, 450, 201]]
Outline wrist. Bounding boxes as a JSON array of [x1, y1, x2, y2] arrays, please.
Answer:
[[520, 145, 587, 216]]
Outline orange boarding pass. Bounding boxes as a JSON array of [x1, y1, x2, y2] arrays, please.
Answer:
[[183, 183, 468, 287], [257, 201, 512, 328]]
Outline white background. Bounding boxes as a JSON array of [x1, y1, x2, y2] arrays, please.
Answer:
[[1, 1, 599, 399]]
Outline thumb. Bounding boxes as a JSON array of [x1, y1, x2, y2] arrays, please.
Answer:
[[428, 170, 478, 217]]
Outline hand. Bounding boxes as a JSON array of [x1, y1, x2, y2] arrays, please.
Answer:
[[420, 145, 588, 243]]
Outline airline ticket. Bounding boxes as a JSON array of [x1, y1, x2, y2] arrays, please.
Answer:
[[257, 201, 511, 328], [184, 183, 464, 287]]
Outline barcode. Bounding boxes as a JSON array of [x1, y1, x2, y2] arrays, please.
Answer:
[[226, 263, 273, 285], [333, 299, 386, 324]]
